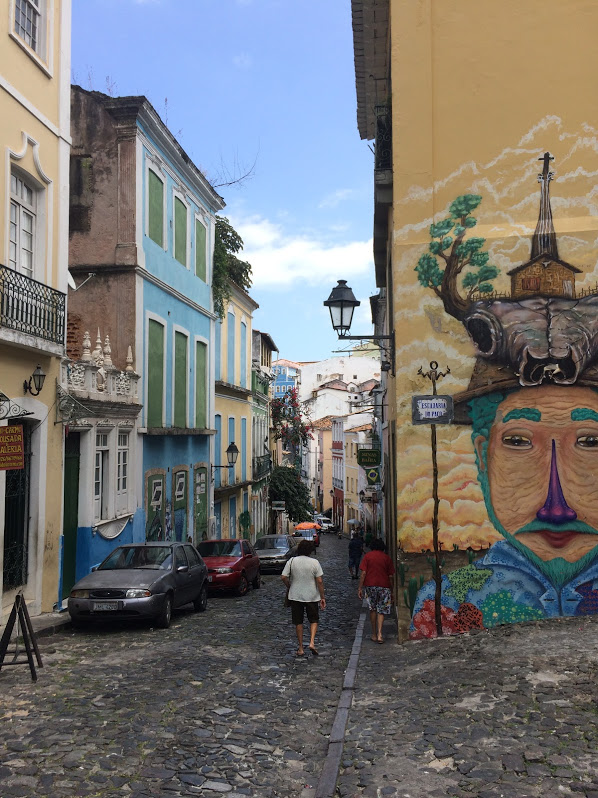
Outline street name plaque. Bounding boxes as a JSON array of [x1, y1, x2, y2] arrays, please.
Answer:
[[411, 395, 454, 425]]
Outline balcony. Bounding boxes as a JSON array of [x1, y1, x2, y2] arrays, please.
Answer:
[[0, 264, 65, 349], [252, 454, 272, 482]]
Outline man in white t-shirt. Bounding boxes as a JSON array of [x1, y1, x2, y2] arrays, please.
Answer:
[[281, 539, 326, 656]]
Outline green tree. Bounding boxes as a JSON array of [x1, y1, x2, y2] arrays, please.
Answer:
[[415, 194, 499, 319], [269, 465, 312, 530], [212, 216, 253, 318]]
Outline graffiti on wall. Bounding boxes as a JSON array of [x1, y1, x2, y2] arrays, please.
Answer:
[[409, 153, 598, 638]]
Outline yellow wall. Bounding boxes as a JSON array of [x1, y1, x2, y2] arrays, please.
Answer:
[[1, 0, 70, 615], [390, 0, 598, 552]]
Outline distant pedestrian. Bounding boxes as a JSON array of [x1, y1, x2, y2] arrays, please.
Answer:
[[281, 539, 326, 657], [348, 532, 364, 579], [357, 538, 395, 644]]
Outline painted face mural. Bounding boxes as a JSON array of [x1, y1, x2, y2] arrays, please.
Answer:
[[409, 154, 598, 638]]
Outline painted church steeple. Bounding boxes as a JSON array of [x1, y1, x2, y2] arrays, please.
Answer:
[[531, 151, 559, 260]]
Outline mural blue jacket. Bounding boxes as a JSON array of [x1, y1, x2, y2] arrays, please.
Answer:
[[410, 540, 598, 635]]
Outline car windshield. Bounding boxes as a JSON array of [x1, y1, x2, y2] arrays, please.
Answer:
[[255, 537, 288, 550], [99, 546, 173, 570], [197, 540, 242, 557]]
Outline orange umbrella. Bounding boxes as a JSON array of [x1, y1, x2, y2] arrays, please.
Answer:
[[295, 521, 322, 530]]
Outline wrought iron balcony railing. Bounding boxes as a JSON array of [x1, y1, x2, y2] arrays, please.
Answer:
[[0, 264, 65, 345], [252, 454, 272, 481], [374, 104, 392, 171]]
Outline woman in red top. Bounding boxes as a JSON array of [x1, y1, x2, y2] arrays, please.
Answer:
[[357, 538, 395, 643]]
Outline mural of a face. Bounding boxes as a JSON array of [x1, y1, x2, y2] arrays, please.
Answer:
[[475, 385, 598, 564]]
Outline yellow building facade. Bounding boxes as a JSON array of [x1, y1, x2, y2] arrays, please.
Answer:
[[0, 0, 71, 616], [213, 283, 258, 539], [354, 0, 598, 639]]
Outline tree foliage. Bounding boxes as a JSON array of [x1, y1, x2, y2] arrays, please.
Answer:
[[212, 216, 253, 319], [269, 465, 313, 523], [415, 194, 500, 318]]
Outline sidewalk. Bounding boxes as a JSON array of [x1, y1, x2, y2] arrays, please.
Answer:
[[334, 613, 598, 797]]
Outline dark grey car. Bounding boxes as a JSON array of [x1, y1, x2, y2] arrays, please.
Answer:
[[254, 535, 298, 574], [68, 542, 208, 629]]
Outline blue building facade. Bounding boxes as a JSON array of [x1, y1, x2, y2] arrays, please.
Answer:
[[138, 110, 225, 545], [272, 359, 300, 397]]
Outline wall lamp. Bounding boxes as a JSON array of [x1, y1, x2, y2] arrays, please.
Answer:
[[324, 280, 395, 372], [23, 364, 46, 396], [211, 442, 239, 475]]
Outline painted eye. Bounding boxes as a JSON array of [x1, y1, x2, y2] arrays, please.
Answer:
[[577, 435, 598, 448], [502, 434, 532, 448]]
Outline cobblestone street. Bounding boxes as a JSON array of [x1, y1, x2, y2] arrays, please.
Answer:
[[0, 536, 363, 798], [3, 538, 598, 798]]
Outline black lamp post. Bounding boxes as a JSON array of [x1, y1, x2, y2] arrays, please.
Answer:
[[324, 280, 395, 372]]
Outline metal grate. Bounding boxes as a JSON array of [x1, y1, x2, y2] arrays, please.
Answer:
[[374, 105, 392, 171], [0, 264, 65, 345]]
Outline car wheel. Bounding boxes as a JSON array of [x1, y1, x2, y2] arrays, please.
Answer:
[[193, 583, 208, 612], [252, 570, 261, 589], [156, 593, 173, 628], [237, 573, 249, 596]]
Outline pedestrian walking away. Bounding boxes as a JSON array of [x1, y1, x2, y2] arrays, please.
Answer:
[[281, 539, 326, 656], [357, 537, 395, 644], [348, 531, 364, 579]]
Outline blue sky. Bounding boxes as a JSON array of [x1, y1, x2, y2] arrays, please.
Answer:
[[71, 0, 376, 361]]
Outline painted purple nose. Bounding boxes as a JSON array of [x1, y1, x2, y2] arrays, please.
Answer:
[[536, 440, 577, 525]]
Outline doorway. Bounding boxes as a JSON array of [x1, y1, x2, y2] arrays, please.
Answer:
[[62, 432, 80, 599], [3, 421, 32, 590]]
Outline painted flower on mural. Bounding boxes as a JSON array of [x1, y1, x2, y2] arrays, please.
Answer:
[[480, 591, 544, 628], [409, 599, 485, 639], [271, 387, 313, 449]]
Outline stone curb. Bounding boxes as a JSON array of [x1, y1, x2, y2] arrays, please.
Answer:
[[315, 603, 367, 798]]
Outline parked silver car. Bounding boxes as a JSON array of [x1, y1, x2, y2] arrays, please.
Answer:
[[254, 535, 298, 573], [68, 542, 208, 629]]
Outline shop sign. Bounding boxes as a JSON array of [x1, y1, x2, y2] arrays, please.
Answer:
[[0, 425, 24, 470], [357, 448, 381, 467]]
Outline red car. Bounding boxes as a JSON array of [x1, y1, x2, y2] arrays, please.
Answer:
[[197, 539, 261, 596]]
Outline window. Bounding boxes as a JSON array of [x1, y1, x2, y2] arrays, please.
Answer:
[[227, 311, 235, 384], [94, 432, 109, 520], [148, 169, 164, 246], [195, 218, 207, 281], [14, 0, 41, 53], [117, 433, 129, 493], [10, 171, 36, 278], [195, 341, 207, 429], [147, 319, 165, 427], [174, 331, 188, 427], [522, 277, 541, 291], [174, 196, 187, 266]]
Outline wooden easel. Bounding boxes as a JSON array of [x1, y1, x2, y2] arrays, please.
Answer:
[[0, 593, 43, 682]]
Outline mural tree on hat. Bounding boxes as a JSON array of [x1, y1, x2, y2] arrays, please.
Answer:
[[415, 194, 500, 320]]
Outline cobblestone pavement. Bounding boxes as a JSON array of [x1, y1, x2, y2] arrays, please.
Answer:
[[0, 535, 363, 798], [339, 614, 598, 798]]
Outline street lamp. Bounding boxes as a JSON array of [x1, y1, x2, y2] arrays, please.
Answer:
[[211, 442, 239, 476], [23, 364, 46, 396], [324, 280, 395, 372]]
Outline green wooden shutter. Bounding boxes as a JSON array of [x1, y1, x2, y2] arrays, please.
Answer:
[[195, 219, 207, 281], [174, 331, 188, 427], [195, 341, 207, 429], [174, 197, 187, 266], [147, 320, 164, 427], [148, 171, 163, 246]]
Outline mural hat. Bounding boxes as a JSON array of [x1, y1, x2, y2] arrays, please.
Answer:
[[449, 154, 598, 423]]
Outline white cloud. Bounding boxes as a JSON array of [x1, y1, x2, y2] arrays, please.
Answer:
[[233, 52, 253, 70], [233, 215, 374, 288], [318, 188, 355, 209]]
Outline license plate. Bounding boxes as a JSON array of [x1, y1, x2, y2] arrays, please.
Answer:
[[92, 601, 118, 611], [207, 575, 213, 582]]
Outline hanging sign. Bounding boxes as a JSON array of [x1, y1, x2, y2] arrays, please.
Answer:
[[366, 467, 380, 486], [411, 395, 454, 425], [272, 501, 286, 511], [0, 425, 24, 470], [357, 448, 381, 467]]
